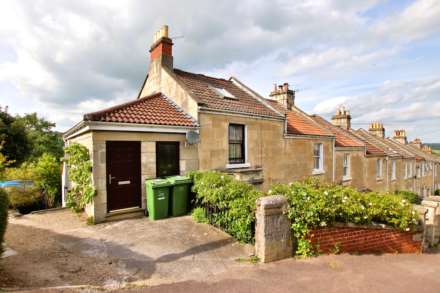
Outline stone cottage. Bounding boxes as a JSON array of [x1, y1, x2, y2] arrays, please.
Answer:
[[63, 25, 337, 222]]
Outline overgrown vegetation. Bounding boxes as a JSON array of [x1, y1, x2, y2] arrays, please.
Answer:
[[4, 153, 61, 210], [0, 188, 8, 255], [190, 171, 262, 243], [1, 106, 63, 213], [64, 144, 96, 212], [191, 207, 208, 224], [435, 189, 440, 196], [394, 190, 421, 204], [270, 178, 419, 257]]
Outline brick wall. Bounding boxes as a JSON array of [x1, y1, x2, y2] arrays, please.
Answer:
[[307, 225, 422, 254]]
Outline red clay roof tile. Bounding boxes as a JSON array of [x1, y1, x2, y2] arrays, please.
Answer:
[[173, 69, 281, 118], [310, 115, 365, 147], [264, 99, 333, 136], [84, 93, 197, 127]]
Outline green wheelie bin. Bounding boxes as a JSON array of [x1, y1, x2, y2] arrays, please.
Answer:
[[146, 179, 172, 220], [167, 175, 192, 217]]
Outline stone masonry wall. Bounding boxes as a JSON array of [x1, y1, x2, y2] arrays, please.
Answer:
[[307, 224, 422, 254]]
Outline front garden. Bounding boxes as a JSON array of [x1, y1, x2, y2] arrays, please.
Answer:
[[190, 171, 419, 257]]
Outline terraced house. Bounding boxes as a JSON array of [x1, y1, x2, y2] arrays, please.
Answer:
[[63, 26, 440, 223]]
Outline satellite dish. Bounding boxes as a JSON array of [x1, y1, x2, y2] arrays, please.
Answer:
[[186, 131, 200, 145]]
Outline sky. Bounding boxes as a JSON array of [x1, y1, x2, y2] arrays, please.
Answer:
[[0, 0, 439, 142]]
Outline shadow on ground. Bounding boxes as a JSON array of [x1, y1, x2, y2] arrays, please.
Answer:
[[0, 223, 233, 289]]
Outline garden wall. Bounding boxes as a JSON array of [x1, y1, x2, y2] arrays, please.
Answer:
[[307, 224, 423, 254]]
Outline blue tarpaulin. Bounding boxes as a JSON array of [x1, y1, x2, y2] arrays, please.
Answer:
[[0, 180, 34, 188]]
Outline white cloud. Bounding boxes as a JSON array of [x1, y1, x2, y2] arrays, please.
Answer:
[[0, 0, 439, 143]]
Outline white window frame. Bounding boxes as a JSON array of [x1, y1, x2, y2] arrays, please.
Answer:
[[226, 124, 250, 169], [342, 153, 351, 180], [312, 143, 324, 174], [376, 159, 383, 179], [409, 162, 413, 178], [391, 160, 396, 181], [404, 162, 408, 179]]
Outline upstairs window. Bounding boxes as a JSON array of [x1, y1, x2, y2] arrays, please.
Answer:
[[343, 153, 350, 178], [391, 160, 396, 180], [313, 143, 324, 172], [228, 124, 245, 164], [376, 159, 383, 179]]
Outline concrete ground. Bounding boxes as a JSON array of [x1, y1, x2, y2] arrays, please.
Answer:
[[0, 209, 253, 290], [3, 209, 440, 293]]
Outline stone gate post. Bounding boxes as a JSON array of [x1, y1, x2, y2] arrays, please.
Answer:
[[255, 195, 292, 263]]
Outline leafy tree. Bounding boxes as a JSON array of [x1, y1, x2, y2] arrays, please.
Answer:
[[0, 106, 29, 165], [33, 153, 62, 207], [16, 113, 64, 161]]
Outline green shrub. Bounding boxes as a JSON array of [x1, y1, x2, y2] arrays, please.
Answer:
[[394, 190, 421, 204], [5, 186, 42, 210], [4, 153, 61, 209], [33, 153, 61, 207], [270, 178, 419, 257], [191, 207, 208, 224], [64, 144, 96, 212], [190, 171, 262, 243], [435, 189, 440, 196], [0, 188, 8, 255]]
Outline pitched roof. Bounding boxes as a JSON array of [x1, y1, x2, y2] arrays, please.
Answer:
[[384, 138, 417, 159], [173, 69, 281, 118], [264, 99, 333, 137], [310, 115, 365, 147], [353, 129, 402, 158], [405, 143, 440, 162], [84, 93, 197, 127]]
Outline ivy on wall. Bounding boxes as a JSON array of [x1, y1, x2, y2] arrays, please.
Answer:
[[64, 143, 96, 211]]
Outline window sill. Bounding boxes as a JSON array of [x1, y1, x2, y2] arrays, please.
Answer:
[[226, 162, 251, 169], [376, 177, 383, 182], [342, 176, 352, 182], [312, 169, 325, 175]]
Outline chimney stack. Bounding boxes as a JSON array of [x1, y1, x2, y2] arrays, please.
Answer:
[[369, 122, 385, 139], [410, 138, 423, 149], [269, 83, 295, 110], [150, 25, 173, 68], [422, 145, 432, 154], [393, 129, 407, 144], [331, 106, 351, 130]]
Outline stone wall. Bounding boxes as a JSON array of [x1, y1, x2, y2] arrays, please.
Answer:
[[69, 130, 199, 223], [307, 224, 422, 254], [198, 112, 334, 190], [335, 148, 364, 189]]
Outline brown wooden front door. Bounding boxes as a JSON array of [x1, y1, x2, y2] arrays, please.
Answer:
[[106, 141, 141, 212]]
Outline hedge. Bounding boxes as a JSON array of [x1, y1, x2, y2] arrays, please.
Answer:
[[190, 171, 262, 243], [0, 188, 8, 255], [270, 178, 420, 257]]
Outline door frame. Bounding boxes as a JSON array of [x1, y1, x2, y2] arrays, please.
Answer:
[[106, 140, 142, 212]]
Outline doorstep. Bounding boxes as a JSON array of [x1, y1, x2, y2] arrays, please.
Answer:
[[105, 207, 145, 222]]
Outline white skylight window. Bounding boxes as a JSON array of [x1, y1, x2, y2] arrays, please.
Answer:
[[212, 86, 238, 100]]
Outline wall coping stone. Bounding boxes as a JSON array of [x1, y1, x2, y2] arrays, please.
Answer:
[[256, 195, 288, 210]]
